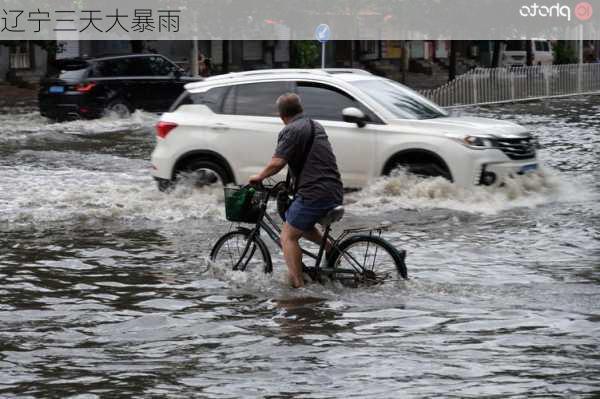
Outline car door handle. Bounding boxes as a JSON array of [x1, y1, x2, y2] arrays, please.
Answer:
[[209, 123, 229, 130]]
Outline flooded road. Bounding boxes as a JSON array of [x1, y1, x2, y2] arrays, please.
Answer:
[[1, 96, 599, 398]]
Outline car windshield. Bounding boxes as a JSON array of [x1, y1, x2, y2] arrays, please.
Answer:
[[350, 79, 448, 120]]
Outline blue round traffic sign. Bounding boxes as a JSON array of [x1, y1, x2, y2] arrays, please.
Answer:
[[315, 24, 331, 43]]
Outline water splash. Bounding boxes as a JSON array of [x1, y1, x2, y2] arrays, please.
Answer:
[[0, 165, 225, 225], [0, 110, 157, 142], [345, 168, 582, 215]]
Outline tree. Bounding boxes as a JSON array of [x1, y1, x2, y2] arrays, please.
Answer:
[[491, 41, 503, 67], [290, 41, 319, 68], [222, 40, 230, 73], [449, 41, 457, 81], [553, 41, 578, 64], [526, 40, 533, 66]]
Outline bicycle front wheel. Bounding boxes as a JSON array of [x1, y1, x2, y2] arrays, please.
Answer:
[[329, 235, 407, 284], [210, 228, 273, 273]]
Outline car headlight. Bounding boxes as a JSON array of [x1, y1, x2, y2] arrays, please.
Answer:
[[463, 135, 494, 148]]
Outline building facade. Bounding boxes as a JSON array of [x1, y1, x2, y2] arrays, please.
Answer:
[[0, 42, 48, 83]]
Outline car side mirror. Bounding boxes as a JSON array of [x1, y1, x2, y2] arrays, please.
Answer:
[[342, 107, 367, 128]]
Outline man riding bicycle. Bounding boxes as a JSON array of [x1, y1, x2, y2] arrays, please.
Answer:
[[249, 93, 344, 288]]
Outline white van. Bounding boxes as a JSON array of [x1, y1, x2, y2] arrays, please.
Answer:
[[503, 40, 553, 67], [532, 40, 553, 65]]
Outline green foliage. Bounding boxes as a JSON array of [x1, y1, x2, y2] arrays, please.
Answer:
[[553, 41, 578, 64], [290, 41, 320, 68]]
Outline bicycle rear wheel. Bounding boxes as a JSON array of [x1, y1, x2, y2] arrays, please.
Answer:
[[210, 228, 273, 273], [329, 235, 407, 284]]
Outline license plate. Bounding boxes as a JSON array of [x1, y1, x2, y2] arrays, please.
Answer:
[[519, 164, 538, 174], [49, 86, 64, 93]]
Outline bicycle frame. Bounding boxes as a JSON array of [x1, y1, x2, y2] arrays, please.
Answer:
[[232, 184, 385, 279]]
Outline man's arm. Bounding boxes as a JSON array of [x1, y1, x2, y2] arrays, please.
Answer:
[[249, 157, 287, 185]]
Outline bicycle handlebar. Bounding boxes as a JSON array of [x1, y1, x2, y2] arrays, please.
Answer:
[[243, 181, 287, 203]]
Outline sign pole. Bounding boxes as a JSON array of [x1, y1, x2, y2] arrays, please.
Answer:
[[315, 24, 330, 70]]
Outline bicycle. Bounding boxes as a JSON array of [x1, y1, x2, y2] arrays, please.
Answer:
[[210, 182, 408, 286]]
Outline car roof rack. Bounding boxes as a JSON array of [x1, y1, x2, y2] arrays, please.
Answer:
[[204, 69, 329, 81], [323, 68, 372, 75], [185, 68, 372, 91], [201, 68, 372, 82]]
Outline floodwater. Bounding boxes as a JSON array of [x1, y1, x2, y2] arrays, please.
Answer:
[[0, 96, 599, 398]]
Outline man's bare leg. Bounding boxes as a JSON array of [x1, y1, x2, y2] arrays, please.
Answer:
[[302, 227, 333, 255], [281, 223, 305, 288]]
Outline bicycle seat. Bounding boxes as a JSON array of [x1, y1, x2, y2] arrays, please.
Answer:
[[319, 206, 345, 226]]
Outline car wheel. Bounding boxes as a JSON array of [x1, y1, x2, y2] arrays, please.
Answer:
[[177, 159, 232, 189], [388, 161, 452, 181], [106, 99, 132, 118]]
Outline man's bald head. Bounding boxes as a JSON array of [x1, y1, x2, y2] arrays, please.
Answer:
[[276, 93, 304, 119]]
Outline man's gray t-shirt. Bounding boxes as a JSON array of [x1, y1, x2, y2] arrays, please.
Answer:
[[274, 114, 343, 204]]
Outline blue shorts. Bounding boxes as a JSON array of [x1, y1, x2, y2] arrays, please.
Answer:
[[284, 196, 340, 231]]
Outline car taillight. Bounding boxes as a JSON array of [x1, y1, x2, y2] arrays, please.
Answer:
[[156, 121, 178, 139], [74, 82, 97, 92]]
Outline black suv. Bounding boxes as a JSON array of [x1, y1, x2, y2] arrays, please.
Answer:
[[39, 54, 200, 120]]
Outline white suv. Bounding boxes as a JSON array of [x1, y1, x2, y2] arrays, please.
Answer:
[[151, 69, 539, 191]]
